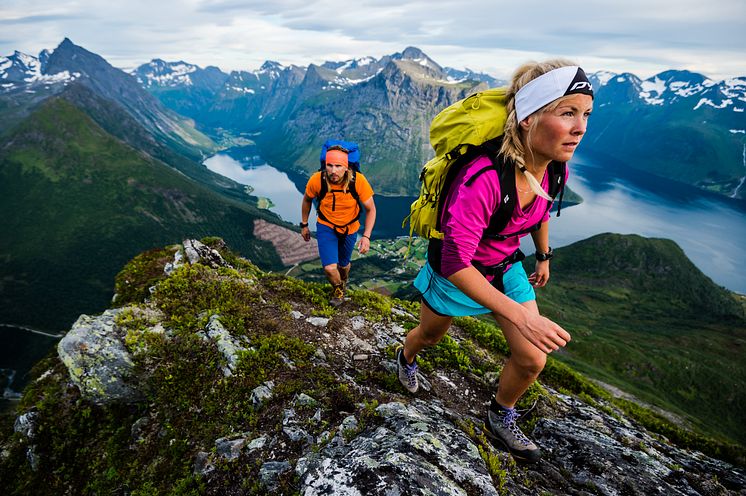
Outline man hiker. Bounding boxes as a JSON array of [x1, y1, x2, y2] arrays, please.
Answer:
[[300, 144, 376, 306]]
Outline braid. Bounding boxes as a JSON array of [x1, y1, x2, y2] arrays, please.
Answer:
[[499, 58, 577, 201]]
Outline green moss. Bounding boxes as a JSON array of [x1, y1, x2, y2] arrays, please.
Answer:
[[264, 275, 335, 317], [113, 246, 178, 307], [455, 317, 510, 357], [152, 263, 263, 334], [415, 334, 475, 374], [540, 358, 611, 400], [348, 289, 392, 321], [457, 419, 511, 494]]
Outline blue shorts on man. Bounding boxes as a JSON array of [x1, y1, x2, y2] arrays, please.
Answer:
[[316, 223, 358, 268]]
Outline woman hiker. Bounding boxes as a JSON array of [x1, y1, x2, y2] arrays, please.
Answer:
[[397, 60, 593, 463], [300, 145, 377, 306]]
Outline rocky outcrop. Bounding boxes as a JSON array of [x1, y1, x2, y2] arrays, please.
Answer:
[[301, 400, 499, 496], [5, 239, 745, 495], [56, 308, 141, 404]]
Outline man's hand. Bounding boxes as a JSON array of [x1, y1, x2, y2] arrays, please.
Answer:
[[358, 235, 370, 254], [301, 226, 311, 242]]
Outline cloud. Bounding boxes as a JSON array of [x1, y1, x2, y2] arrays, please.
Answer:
[[1, 0, 744, 80]]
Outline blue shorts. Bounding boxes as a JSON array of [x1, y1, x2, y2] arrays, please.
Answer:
[[414, 261, 535, 317], [316, 223, 357, 267]]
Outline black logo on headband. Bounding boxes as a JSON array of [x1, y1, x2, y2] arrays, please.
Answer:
[[564, 68, 594, 98]]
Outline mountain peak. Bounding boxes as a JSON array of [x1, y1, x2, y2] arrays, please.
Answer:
[[260, 60, 283, 71], [59, 37, 76, 49], [400, 46, 426, 59], [393, 46, 443, 75]]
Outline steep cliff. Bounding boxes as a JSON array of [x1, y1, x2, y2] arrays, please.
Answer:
[[1, 238, 744, 495]]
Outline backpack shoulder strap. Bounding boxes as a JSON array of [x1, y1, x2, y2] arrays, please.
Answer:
[[318, 172, 329, 202], [547, 161, 566, 216], [484, 159, 567, 240], [546, 161, 566, 197], [483, 153, 517, 238], [349, 170, 360, 202]]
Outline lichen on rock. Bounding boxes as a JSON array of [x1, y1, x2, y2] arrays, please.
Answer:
[[57, 308, 141, 404]]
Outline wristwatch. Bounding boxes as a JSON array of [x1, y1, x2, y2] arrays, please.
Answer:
[[299, 222, 308, 228], [535, 247, 553, 261]]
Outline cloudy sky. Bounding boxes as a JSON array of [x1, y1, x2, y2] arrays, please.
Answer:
[[2, 0, 745, 81]]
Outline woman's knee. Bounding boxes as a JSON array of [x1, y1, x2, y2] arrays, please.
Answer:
[[512, 351, 546, 377], [418, 326, 449, 346]]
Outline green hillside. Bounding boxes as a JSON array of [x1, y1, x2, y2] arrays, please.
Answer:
[[534, 233, 746, 444], [0, 97, 286, 333]]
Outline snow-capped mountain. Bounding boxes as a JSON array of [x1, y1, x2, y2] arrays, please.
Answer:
[[444, 67, 502, 86], [132, 58, 228, 90], [0, 38, 215, 162], [584, 69, 745, 197], [591, 69, 746, 114], [0, 49, 81, 92], [3, 39, 743, 198]]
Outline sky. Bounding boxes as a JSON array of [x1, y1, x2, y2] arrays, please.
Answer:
[[1, 0, 745, 81]]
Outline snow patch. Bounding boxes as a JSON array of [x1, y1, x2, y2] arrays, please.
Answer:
[[693, 98, 732, 110], [640, 77, 670, 105], [229, 86, 255, 94], [594, 71, 616, 86]]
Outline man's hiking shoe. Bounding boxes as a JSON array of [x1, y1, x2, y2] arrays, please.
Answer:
[[396, 346, 419, 393], [484, 397, 542, 463], [339, 267, 350, 292], [330, 284, 345, 307]]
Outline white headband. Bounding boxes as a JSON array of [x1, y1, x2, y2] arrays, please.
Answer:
[[514, 66, 593, 122]]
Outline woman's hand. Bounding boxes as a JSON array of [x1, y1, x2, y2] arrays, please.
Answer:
[[528, 260, 550, 287], [518, 310, 571, 353]]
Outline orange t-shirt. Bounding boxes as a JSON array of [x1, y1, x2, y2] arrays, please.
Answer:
[[305, 171, 374, 233]]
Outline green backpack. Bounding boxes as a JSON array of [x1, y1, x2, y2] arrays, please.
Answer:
[[402, 88, 509, 241]]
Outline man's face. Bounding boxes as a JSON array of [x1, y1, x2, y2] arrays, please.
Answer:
[[325, 163, 348, 183]]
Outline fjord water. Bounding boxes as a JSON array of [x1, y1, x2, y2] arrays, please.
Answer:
[[204, 149, 746, 294], [538, 153, 746, 294]]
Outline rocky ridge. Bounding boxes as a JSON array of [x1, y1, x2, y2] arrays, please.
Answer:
[[1, 238, 744, 495]]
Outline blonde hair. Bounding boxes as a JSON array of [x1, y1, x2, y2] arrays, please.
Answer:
[[499, 58, 577, 200]]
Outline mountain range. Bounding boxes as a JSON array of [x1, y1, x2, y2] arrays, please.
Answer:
[[5, 41, 744, 197], [124, 48, 745, 198]]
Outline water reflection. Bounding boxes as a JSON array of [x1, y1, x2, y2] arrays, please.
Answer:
[[203, 153, 306, 225], [521, 155, 746, 293]]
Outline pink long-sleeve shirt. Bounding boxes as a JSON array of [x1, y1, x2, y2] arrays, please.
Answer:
[[439, 155, 568, 278]]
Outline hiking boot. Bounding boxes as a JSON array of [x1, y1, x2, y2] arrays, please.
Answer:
[[484, 397, 542, 463], [329, 284, 345, 307], [396, 346, 419, 393], [339, 266, 350, 292]]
